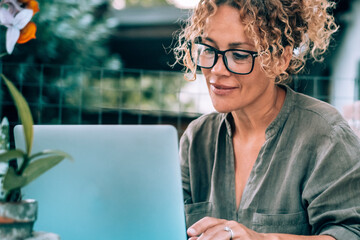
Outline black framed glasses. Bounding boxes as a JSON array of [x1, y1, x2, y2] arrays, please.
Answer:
[[188, 42, 259, 75]]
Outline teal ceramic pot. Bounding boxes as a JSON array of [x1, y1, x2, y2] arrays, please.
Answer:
[[0, 199, 37, 240]]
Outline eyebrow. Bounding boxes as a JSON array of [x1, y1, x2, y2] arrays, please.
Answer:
[[203, 37, 255, 48]]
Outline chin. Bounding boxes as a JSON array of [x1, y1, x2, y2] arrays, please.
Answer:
[[211, 103, 234, 114]]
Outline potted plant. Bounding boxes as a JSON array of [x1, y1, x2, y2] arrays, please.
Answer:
[[0, 0, 72, 239]]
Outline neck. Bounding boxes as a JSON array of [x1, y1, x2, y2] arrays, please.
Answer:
[[231, 85, 285, 139]]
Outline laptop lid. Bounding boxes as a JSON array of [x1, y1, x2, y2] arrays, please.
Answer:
[[14, 125, 186, 240]]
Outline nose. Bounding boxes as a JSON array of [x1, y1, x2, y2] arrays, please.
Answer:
[[211, 54, 231, 76]]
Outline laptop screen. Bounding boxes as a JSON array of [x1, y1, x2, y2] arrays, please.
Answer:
[[14, 125, 187, 240]]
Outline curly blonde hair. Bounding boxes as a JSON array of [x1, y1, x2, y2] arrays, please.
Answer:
[[173, 0, 339, 82]]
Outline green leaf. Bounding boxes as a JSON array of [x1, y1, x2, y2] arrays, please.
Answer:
[[3, 167, 27, 191], [1, 74, 34, 155], [29, 149, 74, 162], [22, 155, 66, 187], [0, 149, 25, 163]]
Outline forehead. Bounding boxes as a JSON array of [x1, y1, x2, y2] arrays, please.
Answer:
[[203, 5, 252, 46]]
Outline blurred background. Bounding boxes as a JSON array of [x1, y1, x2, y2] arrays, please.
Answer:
[[0, 0, 359, 142]]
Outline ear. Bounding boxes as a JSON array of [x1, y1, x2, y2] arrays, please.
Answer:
[[281, 46, 293, 71]]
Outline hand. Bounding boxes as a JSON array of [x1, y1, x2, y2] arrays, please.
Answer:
[[187, 217, 267, 240]]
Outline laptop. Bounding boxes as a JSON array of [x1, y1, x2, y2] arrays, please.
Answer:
[[14, 125, 187, 240]]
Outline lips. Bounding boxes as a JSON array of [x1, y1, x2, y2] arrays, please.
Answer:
[[210, 83, 238, 95]]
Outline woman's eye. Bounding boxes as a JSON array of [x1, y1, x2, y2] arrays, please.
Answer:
[[231, 52, 250, 61], [227, 51, 251, 63], [201, 47, 214, 55]]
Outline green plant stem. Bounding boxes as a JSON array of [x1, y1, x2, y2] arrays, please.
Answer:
[[18, 155, 30, 175], [5, 188, 21, 202]]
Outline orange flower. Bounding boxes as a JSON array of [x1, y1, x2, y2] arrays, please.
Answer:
[[17, 0, 40, 15], [26, 0, 40, 15], [17, 22, 37, 44]]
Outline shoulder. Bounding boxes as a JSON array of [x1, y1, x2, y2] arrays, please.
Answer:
[[279, 86, 360, 153], [185, 112, 226, 135], [290, 88, 349, 135], [294, 91, 339, 117], [181, 112, 225, 140], [179, 112, 224, 168]]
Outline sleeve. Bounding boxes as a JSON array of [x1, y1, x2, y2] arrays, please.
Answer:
[[303, 123, 360, 239], [179, 129, 192, 204]]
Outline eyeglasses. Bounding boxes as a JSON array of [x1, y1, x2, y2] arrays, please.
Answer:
[[188, 42, 259, 75]]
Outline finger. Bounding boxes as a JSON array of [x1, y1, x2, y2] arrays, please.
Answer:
[[187, 217, 227, 237], [205, 228, 233, 240], [197, 224, 230, 240]]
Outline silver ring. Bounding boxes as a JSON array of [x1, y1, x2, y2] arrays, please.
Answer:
[[224, 226, 234, 239]]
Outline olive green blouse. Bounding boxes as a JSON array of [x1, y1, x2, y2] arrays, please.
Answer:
[[179, 85, 360, 239]]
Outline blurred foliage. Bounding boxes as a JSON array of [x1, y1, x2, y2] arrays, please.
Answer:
[[56, 68, 194, 113], [2, 0, 122, 69], [125, 0, 169, 7], [0, 0, 197, 117]]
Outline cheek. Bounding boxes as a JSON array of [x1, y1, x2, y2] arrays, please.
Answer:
[[252, 60, 269, 79], [201, 69, 212, 85], [201, 68, 210, 77]]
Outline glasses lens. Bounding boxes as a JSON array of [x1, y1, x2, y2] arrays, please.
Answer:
[[190, 43, 255, 74], [225, 50, 253, 74], [193, 43, 215, 68]]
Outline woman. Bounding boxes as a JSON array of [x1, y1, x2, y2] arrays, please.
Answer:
[[174, 0, 360, 239]]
